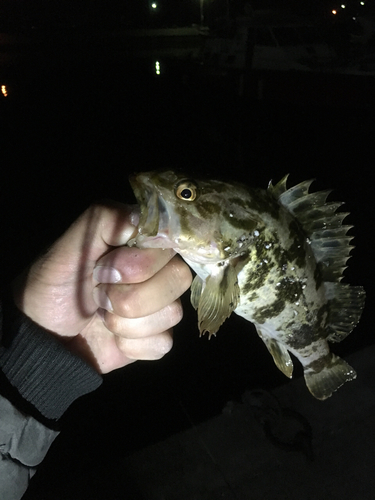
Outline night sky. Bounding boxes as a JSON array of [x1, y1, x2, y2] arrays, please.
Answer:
[[0, 0, 365, 29]]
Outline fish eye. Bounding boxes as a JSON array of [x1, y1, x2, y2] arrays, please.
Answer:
[[175, 181, 197, 201]]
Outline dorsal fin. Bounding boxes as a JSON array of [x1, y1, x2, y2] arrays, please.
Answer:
[[267, 174, 289, 199], [268, 176, 355, 282]]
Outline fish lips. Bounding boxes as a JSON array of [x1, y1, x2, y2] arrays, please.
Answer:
[[129, 173, 169, 239]]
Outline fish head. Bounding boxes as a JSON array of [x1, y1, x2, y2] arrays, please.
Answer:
[[129, 170, 261, 265]]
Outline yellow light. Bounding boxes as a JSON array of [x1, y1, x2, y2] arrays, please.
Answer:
[[155, 61, 161, 75], [1, 85, 7, 97], [360, 1, 365, 4], [332, 9, 337, 14], [151, 2, 157, 8], [341, 4, 346, 8]]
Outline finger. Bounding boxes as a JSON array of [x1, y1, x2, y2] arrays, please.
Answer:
[[114, 329, 174, 361], [99, 202, 140, 247], [93, 246, 176, 285], [94, 256, 192, 317], [70, 312, 174, 373], [47, 202, 140, 273], [69, 314, 137, 373], [12, 202, 141, 338], [103, 300, 183, 338]]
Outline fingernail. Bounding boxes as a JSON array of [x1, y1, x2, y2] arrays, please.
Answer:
[[121, 225, 138, 244], [93, 287, 114, 312], [93, 266, 122, 283], [129, 205, 140, 226]]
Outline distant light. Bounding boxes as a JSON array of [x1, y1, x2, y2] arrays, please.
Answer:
[[155, 60, 161, 75], [1, 85, 7, 97], [360, 1, 365, 5], [341, 4, 346, 8], [332, 9, 337, 14], [151, 2, 157, 8]]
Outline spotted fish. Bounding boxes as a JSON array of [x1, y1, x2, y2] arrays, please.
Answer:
[[129, 170, 365, 400]]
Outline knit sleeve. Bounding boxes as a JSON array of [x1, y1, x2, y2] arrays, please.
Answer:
[[0, 297, 102, 423]]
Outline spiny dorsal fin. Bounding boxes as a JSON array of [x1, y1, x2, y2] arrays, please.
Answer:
[[268, 176, 355, 283], [267, 174, 290, 199]]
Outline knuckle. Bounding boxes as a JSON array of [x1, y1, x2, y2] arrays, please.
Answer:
[[168, 300, 184, 326], [112, 286, 143, 318], [103, 311, 122, 334], [154, 331, 174, 357], [170, 258, 193, 290], [115, 335, 132, 355], [116, 331, 174, 360]]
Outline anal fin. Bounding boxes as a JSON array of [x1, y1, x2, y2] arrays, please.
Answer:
[[256, 328, 294, 379]]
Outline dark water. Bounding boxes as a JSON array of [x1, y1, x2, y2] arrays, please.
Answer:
[[1, 37, 373, 498]]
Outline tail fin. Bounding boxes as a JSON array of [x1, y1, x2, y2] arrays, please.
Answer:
[[304, 354, 356, 400]]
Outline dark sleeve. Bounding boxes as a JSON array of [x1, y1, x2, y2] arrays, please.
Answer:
[[0, 297, 103, 500]]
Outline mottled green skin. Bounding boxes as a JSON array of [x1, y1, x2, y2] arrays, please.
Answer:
[[234, 199, 329, 366]]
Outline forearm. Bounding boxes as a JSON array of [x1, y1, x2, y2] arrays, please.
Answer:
[[0, 296, 102, 500]]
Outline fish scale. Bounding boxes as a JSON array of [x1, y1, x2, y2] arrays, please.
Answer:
[[129, 170, 366, 400]]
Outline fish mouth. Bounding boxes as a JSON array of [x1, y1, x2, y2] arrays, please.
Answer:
[[129, 173, 159, 237], [129, 172, 171, 245], [129, 173, 150, 211]]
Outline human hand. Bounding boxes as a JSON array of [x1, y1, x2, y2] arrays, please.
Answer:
[[12, 202, 192, 374]]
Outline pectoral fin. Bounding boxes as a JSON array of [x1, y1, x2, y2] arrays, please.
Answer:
[[190, 275, 203, 311], [195, 264, 240, 338], [256, 328, 294, 378]]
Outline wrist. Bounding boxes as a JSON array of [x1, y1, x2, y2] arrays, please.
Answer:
[[0, 295, 102, 425]]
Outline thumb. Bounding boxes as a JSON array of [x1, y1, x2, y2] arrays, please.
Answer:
[[46, 202, 140, 278], [13, 202, 140, 329]]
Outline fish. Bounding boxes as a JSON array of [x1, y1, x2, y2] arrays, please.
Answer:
[[128, 170, 366, 400]]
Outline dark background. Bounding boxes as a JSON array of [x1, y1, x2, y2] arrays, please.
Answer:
[[0, 1, 373, 498]]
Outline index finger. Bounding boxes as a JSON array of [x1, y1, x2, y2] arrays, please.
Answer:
[[48, 202, 141, 271], [94, 247, 176, 284]]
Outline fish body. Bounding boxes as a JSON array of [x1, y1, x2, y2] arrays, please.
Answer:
[[129, 170, 365, 400]]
